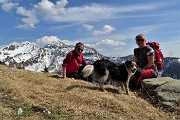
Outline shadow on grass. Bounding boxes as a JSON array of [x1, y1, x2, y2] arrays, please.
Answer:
[[65, 84, 120, 94], [49, 75, 62, 79]]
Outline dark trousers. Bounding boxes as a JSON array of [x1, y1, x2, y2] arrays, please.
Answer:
[[66, 72, 82, 79], [66, 66, 93, 82]]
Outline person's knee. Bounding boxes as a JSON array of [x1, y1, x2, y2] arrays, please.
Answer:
[[141, 69, 153, 78], [72, 74, 80, 79]]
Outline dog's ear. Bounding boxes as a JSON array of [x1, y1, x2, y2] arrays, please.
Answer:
[[130, 58, 136, 63], [127, 59, 136, 63], [125, 60, 131, 65]]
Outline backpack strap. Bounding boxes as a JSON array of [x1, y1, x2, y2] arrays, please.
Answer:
[[144, 46, 157, 70]]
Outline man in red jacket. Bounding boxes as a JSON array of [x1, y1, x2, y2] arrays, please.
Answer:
[[62, 42, 88, 79]]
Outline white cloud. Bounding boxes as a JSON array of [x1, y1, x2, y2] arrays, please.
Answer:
[[34, 0, 67, 16], [92, 25, 115, 36], [15, 0, 68, 29], [161, 40, 180, 58], [61, 39, 80, 46], [14, 1, 166, 29], [0, 0, 18, 11], [0, 0, 6, 3], [36, 36, 61, 47], [53, 3, 118, 22], [16, 7, 38, 29], [83, 24, 94, 31], [116, 3, 163, 13], [83, 24, 115, 36], [95, 39, 126, 46], [128, 24, 165, 34], [85, 39, 127, 56], [36, 36, 79, 47], [51, 3, 164, 23]]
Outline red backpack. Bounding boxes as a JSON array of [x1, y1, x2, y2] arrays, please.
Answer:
[[146, 42, 164, 71]]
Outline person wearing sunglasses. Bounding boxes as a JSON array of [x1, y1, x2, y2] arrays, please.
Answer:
[[129, 34, 158, 90], [62, 42, 88, 79]]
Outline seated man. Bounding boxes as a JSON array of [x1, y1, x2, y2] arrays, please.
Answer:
[[129, 34, 158, 90], [62, 42, 88, 80]]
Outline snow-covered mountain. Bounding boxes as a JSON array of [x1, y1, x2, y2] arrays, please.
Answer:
[[0, 41, 180, 79], [0, 41, 105, 73]]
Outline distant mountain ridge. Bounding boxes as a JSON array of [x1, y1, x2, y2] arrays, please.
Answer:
[[0, 41, 180, 79]]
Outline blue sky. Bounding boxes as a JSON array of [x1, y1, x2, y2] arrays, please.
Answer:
[[0, 0, 180, 57]]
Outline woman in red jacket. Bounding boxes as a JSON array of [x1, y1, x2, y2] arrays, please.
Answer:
[[62, 42, 88, 79]]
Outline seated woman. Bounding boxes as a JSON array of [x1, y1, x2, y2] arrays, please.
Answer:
[[129, 34, 158, 90]]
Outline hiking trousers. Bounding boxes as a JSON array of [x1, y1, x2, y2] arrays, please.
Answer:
[[129, 68, 158, 90]]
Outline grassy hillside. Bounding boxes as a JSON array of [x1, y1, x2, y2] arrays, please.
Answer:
[[0, 64, 178, 120]]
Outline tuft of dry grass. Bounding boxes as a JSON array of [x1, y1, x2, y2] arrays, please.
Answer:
[[0, 64, 179, 120]]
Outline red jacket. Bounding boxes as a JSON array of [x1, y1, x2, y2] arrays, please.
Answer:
[[62, 50, 88, 73]]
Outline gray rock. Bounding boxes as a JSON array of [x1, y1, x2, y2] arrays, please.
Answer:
[[155, 80, 180, 106], [141, 77, 174, 89], [141, 77, 180, 107]]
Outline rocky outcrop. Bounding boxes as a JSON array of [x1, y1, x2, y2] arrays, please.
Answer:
[[141, 77, 180, 107], [8, 45, 16, 50]]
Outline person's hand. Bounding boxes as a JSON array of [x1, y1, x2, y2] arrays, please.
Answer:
[[138, 68, 145, 72], [62, 76, 72, 80]]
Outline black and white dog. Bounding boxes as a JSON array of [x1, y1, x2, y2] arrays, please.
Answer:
[[82, 59, 137, 95]]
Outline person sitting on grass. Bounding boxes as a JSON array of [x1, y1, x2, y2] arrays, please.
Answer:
[[62, 42, 88, 80]]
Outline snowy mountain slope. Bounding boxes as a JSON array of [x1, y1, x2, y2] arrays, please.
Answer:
[[0, 41, 104, 73], [0, 42, 39, 63]]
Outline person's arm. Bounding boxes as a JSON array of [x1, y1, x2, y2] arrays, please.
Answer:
[[144, 46, 155, 69], [62, 66, 66, 79], [62, 51, 72, 79], [145, 55, 154, 69]]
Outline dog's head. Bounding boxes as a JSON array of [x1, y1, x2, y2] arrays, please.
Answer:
[[125, 60, 137, 73]]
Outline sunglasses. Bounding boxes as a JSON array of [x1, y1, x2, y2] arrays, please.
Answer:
[[136, 39, 144, 42], [77, 48, 84, 51]]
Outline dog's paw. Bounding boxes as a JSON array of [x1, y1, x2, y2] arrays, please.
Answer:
[[117, 90, 123, 94], [98, 87, 105, 92], [126, 92, 130, 95], [125, 91, 130, 95]]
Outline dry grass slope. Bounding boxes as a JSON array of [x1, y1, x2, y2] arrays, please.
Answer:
[[0, 64, 178, 120]]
